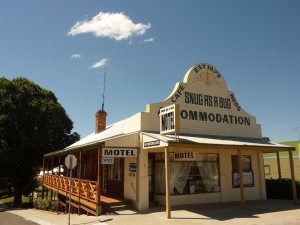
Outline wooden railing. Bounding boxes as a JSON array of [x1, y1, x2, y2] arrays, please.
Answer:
[[43, 174, 98, 204]]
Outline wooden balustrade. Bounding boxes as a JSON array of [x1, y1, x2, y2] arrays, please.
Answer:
[[43, 174, 98, 204]]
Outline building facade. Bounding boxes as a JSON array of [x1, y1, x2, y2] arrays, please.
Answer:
[[43, 63, 297, 217]]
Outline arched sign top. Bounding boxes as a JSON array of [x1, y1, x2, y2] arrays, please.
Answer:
[[145, 62, 262, 139], [183, 63, 228, 92]]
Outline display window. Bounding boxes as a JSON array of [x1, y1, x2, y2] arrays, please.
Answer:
[[154, 153, 220, 195], [231, 155, 254, 188]]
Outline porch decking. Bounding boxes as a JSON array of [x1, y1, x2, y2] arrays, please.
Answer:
[[43, 174, 132, 215]]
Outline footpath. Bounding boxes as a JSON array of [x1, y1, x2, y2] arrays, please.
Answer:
[[2, 200, 300, 225]]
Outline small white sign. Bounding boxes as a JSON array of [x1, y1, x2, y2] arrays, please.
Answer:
[[101, 158, 114, 164]]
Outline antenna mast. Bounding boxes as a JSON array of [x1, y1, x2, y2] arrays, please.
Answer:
[[101, 66, 107, 111]]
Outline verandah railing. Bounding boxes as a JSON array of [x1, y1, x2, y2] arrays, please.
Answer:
[[43, 174, 98, 205]]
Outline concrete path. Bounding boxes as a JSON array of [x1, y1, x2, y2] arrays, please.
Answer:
[[2, 200, 300, 225]]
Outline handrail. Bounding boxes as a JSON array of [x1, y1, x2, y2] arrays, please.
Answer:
[[43, 174, 98, 203]]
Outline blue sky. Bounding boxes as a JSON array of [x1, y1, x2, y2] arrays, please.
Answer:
[[1, 0, 299, 142]]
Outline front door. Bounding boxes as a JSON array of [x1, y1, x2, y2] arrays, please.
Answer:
[[102, 158, 124, 198]]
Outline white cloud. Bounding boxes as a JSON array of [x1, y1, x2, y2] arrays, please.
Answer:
[[89, 58, 108, 69], [144, 37, 155, 43], [68, 12, 151, 41], [70, 54, 81, 59]]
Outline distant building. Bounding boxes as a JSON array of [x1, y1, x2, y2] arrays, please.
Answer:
[[42, 62, 297, 217]]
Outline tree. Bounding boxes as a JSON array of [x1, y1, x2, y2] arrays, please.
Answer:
[[262, 137, 271, 142], [0, 77, 80, 207]]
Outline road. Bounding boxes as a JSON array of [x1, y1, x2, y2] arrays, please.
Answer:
[[0, 203, 39, 225]]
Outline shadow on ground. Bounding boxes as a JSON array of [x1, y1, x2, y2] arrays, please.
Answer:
[[139, 199, 300, 221]]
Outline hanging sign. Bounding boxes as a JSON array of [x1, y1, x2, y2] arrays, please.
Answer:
[[160, 104, 180, 135]]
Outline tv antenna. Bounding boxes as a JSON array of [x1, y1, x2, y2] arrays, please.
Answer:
[[101, 66, 107, 111]]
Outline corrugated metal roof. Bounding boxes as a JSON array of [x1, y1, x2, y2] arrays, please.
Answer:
[[45, 119, 127, 157], [142, 132, 293, 151], [45, 123, 294, 157]]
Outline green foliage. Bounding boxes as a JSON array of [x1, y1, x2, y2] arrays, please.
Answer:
[[0, 77, 80, 207], [0, 194, 33, 208], [262, 136, 270, 142], [265, 178, 300, 199], [33, 198, 59, 211]]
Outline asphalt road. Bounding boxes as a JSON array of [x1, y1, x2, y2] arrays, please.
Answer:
[[0, 211, 39, 225], [0, 203, 39, 225]]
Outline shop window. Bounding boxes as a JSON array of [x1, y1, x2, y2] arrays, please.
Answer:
[[231, 155, 254, 188], [154, 153, 220, 195]]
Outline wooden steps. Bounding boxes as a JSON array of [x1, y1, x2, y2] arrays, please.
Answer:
[[102, 199, 133, 213]]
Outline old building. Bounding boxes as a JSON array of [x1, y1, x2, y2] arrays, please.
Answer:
[[43, 62, 297, 217]]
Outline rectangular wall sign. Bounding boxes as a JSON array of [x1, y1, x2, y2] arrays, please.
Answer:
[[102, 147, 138, 158]]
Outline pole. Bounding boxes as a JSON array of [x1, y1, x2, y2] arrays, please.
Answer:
[[68, 157, 73, 225], [288, 149, 298, 204], [238, 149, 245, 209], [165, 147, 171, 218]]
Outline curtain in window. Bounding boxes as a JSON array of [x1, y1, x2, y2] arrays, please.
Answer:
[[170, 162, 192, 194], [197, 161, 219, 192]]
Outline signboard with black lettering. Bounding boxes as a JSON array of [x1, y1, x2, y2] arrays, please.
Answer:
[[144, 140, 160, 148], [102, 147, 137, 158], [144, 63, 262, 139], [160, 104, 180, 135], [172, 152, 196, 161]]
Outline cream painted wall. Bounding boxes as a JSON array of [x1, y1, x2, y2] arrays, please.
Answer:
[[155, 193, 221, 206], [220, 149, 266, 202], [136, 149, 149, 210], [124, 157, 137, 201]]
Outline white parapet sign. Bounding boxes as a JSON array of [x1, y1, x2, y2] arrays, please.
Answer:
[[160, 104, 180, 135]]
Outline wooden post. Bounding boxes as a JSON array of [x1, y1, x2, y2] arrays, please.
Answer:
[[78, 151, 82, 215], [46, 158, 49, 198], [165, 147, 171, 218], [42, 157, 45, 199], [58, 156, 61, 176], [238, 149, 245, 209], [276, 152, 282, 181], [51, 157, 54, 200], [288, 149, 297, 204], [135, 148, 139, 207], [257, 151, 263, 200], [96, 146, 102, 216]]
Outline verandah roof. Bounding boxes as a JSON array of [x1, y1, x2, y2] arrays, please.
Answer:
[[142, 132, 295, 152], [45, 118, 294, 158]]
